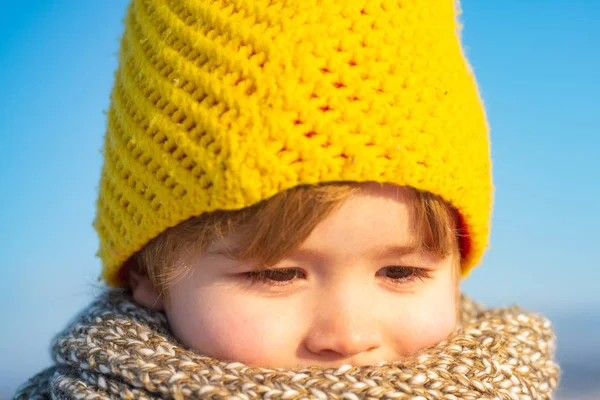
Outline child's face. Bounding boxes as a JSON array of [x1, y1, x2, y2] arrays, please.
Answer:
[[136, 184, 458, 368]]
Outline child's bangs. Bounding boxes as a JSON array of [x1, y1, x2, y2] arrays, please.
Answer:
[[230, 184, 460, 267]]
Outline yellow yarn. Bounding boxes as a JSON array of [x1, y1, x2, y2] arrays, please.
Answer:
[[96, 0, 493, 287]]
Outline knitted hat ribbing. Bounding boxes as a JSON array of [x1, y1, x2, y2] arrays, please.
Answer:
[[95, 0, 493, 287]]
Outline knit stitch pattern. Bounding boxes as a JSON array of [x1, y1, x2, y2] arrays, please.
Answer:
[[95, 0, 492, 286], [14, 291, 559, 399]]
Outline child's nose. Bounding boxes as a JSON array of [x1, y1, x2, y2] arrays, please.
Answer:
[[304, 295, 383, 358]]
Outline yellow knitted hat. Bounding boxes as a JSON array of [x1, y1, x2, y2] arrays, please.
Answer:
[[96, 0, 493, 287]]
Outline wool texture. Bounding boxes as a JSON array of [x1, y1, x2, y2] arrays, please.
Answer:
[[95, 0, 493, 287], [14, 291, 559, 399]]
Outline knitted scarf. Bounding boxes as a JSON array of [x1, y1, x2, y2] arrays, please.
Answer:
[[15, 290, 559, 399]]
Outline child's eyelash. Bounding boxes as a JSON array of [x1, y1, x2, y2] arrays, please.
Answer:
[[377, 266, 432, 283], [241, 266, 431, 287], [243, 268, 306, 286]]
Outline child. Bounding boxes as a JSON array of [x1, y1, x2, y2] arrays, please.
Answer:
[[15, 0, 560, 398]]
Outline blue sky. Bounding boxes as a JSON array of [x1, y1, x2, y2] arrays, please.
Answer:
[[1, 1, 599, 397]]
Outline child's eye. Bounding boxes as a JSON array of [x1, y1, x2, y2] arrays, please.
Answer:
[[376, 266, 430, 283], [244, 268, 306, 286]]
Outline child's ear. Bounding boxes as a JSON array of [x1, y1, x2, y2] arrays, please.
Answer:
[[129, 268, 165, 310]]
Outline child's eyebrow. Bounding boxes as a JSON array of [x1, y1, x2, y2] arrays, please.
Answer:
[[372, 244, 421, 259], [290, 244, 420, 261], [205, 247, 238, 257]]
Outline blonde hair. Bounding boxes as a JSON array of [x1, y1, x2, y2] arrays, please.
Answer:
[[130, 183, 462, 295]]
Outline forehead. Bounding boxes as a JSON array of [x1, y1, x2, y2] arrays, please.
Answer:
[[300, 184, 418, 253]]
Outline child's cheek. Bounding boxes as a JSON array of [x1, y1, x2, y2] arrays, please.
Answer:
[[166, 290, 303, 367], [388, 285, 458, 355]]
